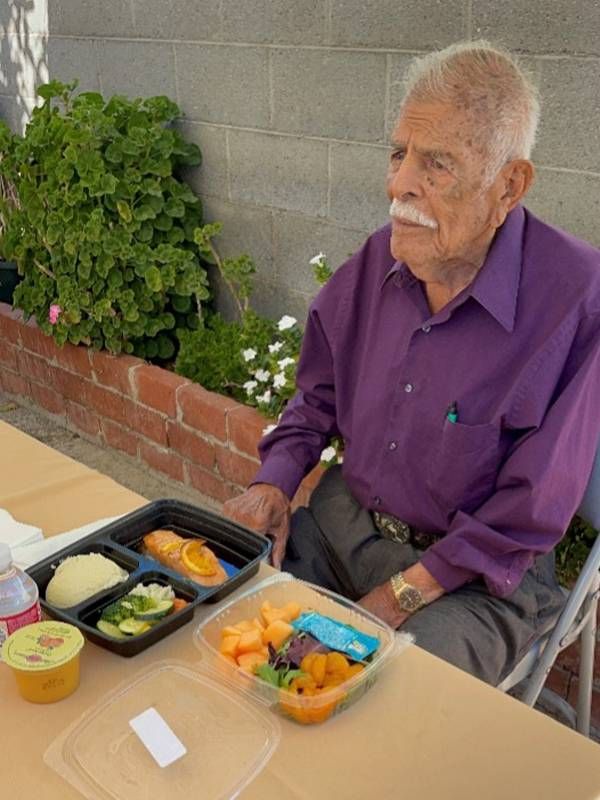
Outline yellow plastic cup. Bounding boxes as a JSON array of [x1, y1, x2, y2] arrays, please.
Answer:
[[2, 621, 84, 703]]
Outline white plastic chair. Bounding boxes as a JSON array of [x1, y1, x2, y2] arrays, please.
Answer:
[[496, 446, 600, 737]]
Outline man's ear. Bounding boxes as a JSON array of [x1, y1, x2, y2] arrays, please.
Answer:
[[500, 159, 535, 212]]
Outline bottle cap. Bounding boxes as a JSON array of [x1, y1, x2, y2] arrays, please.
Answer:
[[0, 542, 13, 572]]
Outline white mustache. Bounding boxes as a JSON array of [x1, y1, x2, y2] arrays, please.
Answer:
[[389, 199, 438, 230]]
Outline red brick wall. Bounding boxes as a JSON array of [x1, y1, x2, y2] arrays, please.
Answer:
[[0, 303, 322, 509], [0, 302, 597, 731]]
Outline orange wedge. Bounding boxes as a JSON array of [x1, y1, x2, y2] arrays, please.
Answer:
[[180, 540, 218, 576]]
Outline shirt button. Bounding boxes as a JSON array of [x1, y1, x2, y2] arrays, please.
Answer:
[[373, 496, 382, 506], [404, 383, 414, 393], [421, 325, 431, 333], [388, 441, 397, 450]]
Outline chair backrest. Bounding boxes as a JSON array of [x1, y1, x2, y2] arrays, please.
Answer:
[[577, 443, 600, 529]]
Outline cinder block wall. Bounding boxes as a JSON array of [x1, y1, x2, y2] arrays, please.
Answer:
[[2, 1, 600, 320]]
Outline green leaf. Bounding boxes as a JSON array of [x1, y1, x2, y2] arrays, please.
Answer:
[[117, 200, 132, 223], [165, 197, 185, 218], [145, 265, 162, 292]]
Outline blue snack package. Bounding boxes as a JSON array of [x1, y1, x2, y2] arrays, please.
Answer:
[[292, 611, 380, 661]]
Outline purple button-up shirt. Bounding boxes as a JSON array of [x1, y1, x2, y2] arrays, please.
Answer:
[[255, 206, 600, 597]]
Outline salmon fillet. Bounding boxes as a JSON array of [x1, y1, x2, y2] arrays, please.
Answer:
[[143, 529, 227, 587]]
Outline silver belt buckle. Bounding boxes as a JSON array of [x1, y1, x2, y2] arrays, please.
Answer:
[[373, 512, 411, 544]]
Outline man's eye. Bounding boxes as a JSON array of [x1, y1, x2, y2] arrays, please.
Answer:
[[391, 149, 405, 162], [428, 158, 446, 171]]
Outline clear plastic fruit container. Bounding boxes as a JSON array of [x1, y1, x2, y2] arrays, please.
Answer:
[[194, 572, 413, 725]]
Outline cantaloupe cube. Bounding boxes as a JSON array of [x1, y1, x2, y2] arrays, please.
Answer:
[[251, 617, 265, 632], [237, 628, 263, 654], [262, 607, 289, 626], [219, 635, 240, 658], [282, 601, 301, 622], [259, 601, 272, 627], [234, 619, 256, 633], [221, 625, 241, 638], [262, 619, 294, 650], [236, 651, 268, 673]]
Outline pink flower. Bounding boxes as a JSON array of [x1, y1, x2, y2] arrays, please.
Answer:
[[48, 304, 62, 325]]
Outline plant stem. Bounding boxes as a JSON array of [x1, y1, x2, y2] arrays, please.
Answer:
[[208, 240, 244, 321], [34, 259, 55, 279]]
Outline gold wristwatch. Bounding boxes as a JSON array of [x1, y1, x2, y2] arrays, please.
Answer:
[[390, 572, 426, 613]]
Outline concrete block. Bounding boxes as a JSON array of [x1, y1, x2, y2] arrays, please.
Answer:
[[534, 58, 600, 173], [220, 0, 328, 45], [329, 142, 391, 232], [271, 49, 387, 143], [96, 40, 176, 100], [48, 0, 135, 38], [131, 0, 221, 41], [328, 0, 466, 49], [201, 196, 274, 280], [176, 121, 229, 201], [176, 44, 269, 128], [273, 210, 368, 293], [385, 53, 416, 141], [198, 197, 275, 321], [228, 129, 329, 217], [472, 0, 600, 57], [1, 1, 47, 35], [47, 37, 101, 92], [526, 168, 600, 248], [0, 93, 39, 133], [251, 279, 312, 325]]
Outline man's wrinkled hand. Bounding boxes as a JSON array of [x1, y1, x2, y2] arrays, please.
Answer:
[[222, 483, 291, 568], [358, 580, 409, 629]]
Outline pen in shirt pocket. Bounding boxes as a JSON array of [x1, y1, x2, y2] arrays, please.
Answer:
[[445, 401, 458, 423]]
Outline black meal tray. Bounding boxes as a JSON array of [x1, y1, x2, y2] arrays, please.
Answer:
[[26, 499, 271, 657]]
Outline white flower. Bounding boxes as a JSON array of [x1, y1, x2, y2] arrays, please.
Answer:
[[278, 356, 296, 370], [262, 423, 277, 436], [257, 389, 272, 404], [273, 372, 287, 389], [268, 340, 284, 354], [309, 252, 326, 266], [243, 380, 258, 395], [242, 348, 257, 362], [254, 368, 271, 383], [277, 315, 297, 331], [320, 446, 337, 463]]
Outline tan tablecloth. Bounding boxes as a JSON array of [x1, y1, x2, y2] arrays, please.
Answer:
[[2, 420, 599, 800]]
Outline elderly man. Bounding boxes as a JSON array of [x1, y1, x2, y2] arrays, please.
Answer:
[[224, 41, 600, 685]]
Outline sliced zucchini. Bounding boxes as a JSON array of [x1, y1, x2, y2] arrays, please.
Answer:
[[118, 618, 152, 636], [135, 600, 174, 621], [97, 620, 128, 639]]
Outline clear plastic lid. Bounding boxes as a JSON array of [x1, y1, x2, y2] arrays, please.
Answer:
[[44, 660, 281, 800]]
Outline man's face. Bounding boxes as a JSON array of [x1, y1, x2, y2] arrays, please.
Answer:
[[386, 101, 505, 279]]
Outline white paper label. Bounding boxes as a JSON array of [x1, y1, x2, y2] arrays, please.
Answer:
[[129, 707, 187, 768]]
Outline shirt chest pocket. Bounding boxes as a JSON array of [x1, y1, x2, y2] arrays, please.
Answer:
[[426, 419, 501, 513]]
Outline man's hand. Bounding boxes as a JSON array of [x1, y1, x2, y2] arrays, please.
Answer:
[[222, 483, 291, 568]]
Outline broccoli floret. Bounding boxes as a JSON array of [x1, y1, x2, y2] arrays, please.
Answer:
[[100, 601, 130, 626], [126, 594, 155, 613]]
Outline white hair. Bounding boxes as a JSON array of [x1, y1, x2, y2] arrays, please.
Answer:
[[400, 40, 540, 182]]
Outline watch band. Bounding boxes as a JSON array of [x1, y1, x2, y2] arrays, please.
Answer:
[[390, 572, 427, 613]]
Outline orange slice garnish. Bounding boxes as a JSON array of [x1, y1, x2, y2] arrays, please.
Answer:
[[159, 540, 182, 555], [180, 540, 218, 576]]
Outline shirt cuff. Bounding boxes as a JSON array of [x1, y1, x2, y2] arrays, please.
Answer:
[[419, 548, 478, 594], [251, 453, 306, 501]]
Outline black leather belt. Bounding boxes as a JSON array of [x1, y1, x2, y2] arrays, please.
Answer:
[[372, 511, 441, 550]]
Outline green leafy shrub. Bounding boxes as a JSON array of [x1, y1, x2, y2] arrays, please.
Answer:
[[556, 516, 597, 587], [0, 80, 208, 357]]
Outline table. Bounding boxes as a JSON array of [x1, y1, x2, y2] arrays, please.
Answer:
[[2, 419, 600, 800]]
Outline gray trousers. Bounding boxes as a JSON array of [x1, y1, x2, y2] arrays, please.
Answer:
[[282, 466, 566, 685]]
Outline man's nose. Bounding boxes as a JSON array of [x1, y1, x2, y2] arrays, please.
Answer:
[[388, 155, 421, 199]]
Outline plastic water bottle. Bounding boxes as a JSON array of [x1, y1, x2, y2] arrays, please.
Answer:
[[0, 542, 41, 659]]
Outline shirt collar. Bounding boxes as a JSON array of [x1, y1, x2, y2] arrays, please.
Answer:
[[381, 205, 525, 333]]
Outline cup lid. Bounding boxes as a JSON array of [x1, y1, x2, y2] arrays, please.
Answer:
[[44, 660, 280, 800], [3, 621, 84, 671]]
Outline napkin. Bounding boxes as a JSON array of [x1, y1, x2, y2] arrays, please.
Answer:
[[9, 515, 124, 570], [0, 508, 44, 549]]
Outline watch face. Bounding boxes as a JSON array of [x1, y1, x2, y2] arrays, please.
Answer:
[[398, 586, 424, 612]]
